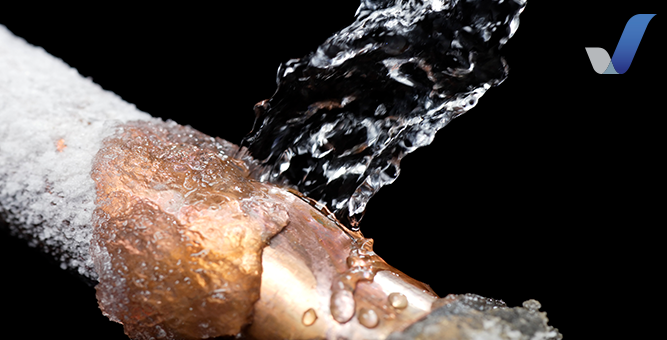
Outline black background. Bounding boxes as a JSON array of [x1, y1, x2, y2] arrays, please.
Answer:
[[1, 1, 663, 339]]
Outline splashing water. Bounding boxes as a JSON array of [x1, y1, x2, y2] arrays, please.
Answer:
[[241, 0, 526, 229]]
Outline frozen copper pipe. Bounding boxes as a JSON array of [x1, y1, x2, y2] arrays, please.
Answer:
[[85, 118, 439, 339], [0, 24, 439, 338], [0, 23, 431, 338], [0, 21, 560, 340]]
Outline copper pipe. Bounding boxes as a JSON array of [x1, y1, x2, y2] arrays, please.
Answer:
[[1, 21, 561, 340], [247, 190, 439, 339], [87, 119, 439, 339]]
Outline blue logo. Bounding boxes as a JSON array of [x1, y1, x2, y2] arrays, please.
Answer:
[[585, 14, 656, 74]]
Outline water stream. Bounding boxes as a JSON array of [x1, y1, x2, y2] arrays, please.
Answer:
[[241, 0, 526, 229]]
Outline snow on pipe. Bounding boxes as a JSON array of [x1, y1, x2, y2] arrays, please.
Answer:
[[0, 24, 302, 338], [0, 24, 153, 281], [0, 23, 560, 340]]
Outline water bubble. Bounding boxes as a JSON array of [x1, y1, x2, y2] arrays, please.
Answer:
[[302, 308, 317, 326], [330, 290, 355, 323], [358, 308, 379, 328], [388, 292, 408, 309]]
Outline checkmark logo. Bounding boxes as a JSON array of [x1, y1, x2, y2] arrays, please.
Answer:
[[585, 14, 656, 74]]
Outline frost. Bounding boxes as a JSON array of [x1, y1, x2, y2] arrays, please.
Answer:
[[0, 25, 151, 280]]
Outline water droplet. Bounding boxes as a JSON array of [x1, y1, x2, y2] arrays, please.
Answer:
[[330, 290, 355, 323], [522, 299, 541, 312], [346, 254, 371, 268], [358, 308, 379, 328], [155, 326, 167, 338], [302, 308, 317, 326], [388, 292, 408, 309]]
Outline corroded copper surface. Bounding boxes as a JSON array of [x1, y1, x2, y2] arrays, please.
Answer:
[[91, 120, 290, 339]]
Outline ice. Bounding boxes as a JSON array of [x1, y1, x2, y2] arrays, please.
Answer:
[[241, 0, 526, 229], [0, 25, 152, 280], [388, 294, 562, 340]]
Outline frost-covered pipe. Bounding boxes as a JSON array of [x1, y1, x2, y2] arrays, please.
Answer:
[[0, 24, 434, 339], [0, 24, 152, 281], [0, 24, 560, 340]]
